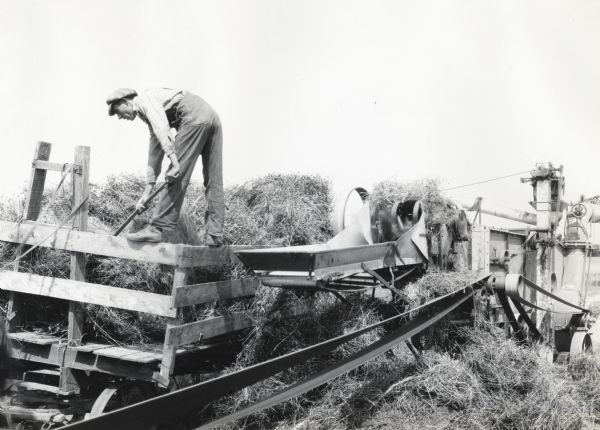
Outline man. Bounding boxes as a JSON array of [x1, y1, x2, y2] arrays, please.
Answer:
[[106, 88, 224, 246]]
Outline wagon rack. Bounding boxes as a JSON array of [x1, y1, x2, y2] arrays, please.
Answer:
[[0, 143, 268, 428]]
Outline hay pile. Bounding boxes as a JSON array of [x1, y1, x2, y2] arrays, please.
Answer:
[[403, 270, 475, 309], [0, 173, 333, 345]]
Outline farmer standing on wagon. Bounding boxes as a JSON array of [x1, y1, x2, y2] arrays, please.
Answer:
[[106, 88, 224, 246]]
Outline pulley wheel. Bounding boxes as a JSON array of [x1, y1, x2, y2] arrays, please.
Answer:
[[570, 331, 593, 356], [332, 187, 370, 234], [89, 382, 155, 417]]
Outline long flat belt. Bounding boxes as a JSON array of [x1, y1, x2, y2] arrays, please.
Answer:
[[503, 274, 589, 313], [62, 277, 487, 430], [197, 288, 474, 429]]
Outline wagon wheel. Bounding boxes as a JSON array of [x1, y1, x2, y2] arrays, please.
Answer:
[[89, 381, 155, 417], [570, 331, 593, 357]]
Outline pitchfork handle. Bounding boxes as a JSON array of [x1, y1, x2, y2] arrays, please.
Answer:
[[113, 182, 169, 236]]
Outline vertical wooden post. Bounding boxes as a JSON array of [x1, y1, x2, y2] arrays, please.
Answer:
[[7, 141, 52, 332], [154, 265, 188, 388], [60, 145, 90, 393]]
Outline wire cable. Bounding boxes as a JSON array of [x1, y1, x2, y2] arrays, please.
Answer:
[[441, 169, 531, 192]]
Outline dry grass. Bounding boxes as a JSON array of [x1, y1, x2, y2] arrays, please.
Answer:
[[407, 352, 483, 410], [403, 270, 475, 309], [184, 173, 333, 246]]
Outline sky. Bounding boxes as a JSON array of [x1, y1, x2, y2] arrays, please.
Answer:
[[1, 0, 600, 227]]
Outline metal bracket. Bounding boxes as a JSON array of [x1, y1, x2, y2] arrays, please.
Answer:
[[361, 263, 404, 298], [71, 164, 83, 175]]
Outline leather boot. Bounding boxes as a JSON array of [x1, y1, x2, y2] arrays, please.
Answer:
[[205, 234, 224, 247], [126, 225, 163, 243]]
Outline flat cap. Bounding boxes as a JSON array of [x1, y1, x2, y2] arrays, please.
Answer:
[[106, 88, 138, 116]]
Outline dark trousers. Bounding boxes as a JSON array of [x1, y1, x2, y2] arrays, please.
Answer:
[[150, 96, 224, 237]]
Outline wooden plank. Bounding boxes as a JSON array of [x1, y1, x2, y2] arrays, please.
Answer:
[[171, 277, 259, 308], [68, 145, 90, 343], [8, 380, 76, 396], [166, 312, 254, 348], [177, 245, 255, 267], [0, 220, 180, 265], [94, 347, 167, 364], [24, 142, 52, 220], [117, 351, 164, 364], [32, 160, 75, 172], [94, 347, 147, 360], [25, 368, 61, 377], [64, 146, 89, 393], [8, 332, 60, 345], [167, 301, 311, 348], [8, 142, 52, 332], [70, 343, 111, 353], [0, 221, 249, 268], [155, 267, 188, 387], [0, 271, 177, 317], [9, 343, 157, 382]]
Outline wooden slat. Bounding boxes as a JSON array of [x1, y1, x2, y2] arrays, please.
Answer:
[[166, 312, 254, 348], [9, 343, 157, 382], [8, 141, 52, 332], [24, 142, 52, 220], [166, 301, 312, 348], [0, 220, 180, 265], [93, 347, 161, 362], [8, 332, 60, 345], [0, 221, 249, 268], [63, 146, 89, 393], [70, 343, 111, 353], [117, 351, 164, 364], [171, 277, 259, 308], [7, 380, 76, 396], [155, 267, 188, 387], [31, 160, 75, 172], [0, 271, 177, 317], [25, 368, 61, 377], [177, 245, 255, 267], [93, 347, 136, 359]]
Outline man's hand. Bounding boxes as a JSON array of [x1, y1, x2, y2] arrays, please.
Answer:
[[165, 153, 181, 183], [136, 184, 154, 212], [136, 196, 148, 212], [165, 162, 181, 183]]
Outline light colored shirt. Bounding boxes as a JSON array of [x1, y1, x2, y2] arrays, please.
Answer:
[[133, 88, 185, 183]]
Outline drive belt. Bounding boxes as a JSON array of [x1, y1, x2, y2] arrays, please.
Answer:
[[62, 277, 487, 430], [503, 274, 589, 313], [197, 287, 475, 429]]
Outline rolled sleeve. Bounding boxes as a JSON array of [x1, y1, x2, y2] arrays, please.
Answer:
[[146, 134, 164, 184], [137, 94, 176, 156]]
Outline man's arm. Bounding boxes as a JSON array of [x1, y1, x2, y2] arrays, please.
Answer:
[[136, 94, 180, 178], [136, 135, 164, 210]]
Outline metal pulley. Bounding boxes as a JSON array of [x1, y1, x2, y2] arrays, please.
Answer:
[[332, 187, 370, 234], [332, 186, 425, 244], [370, 199, 423, 243]]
